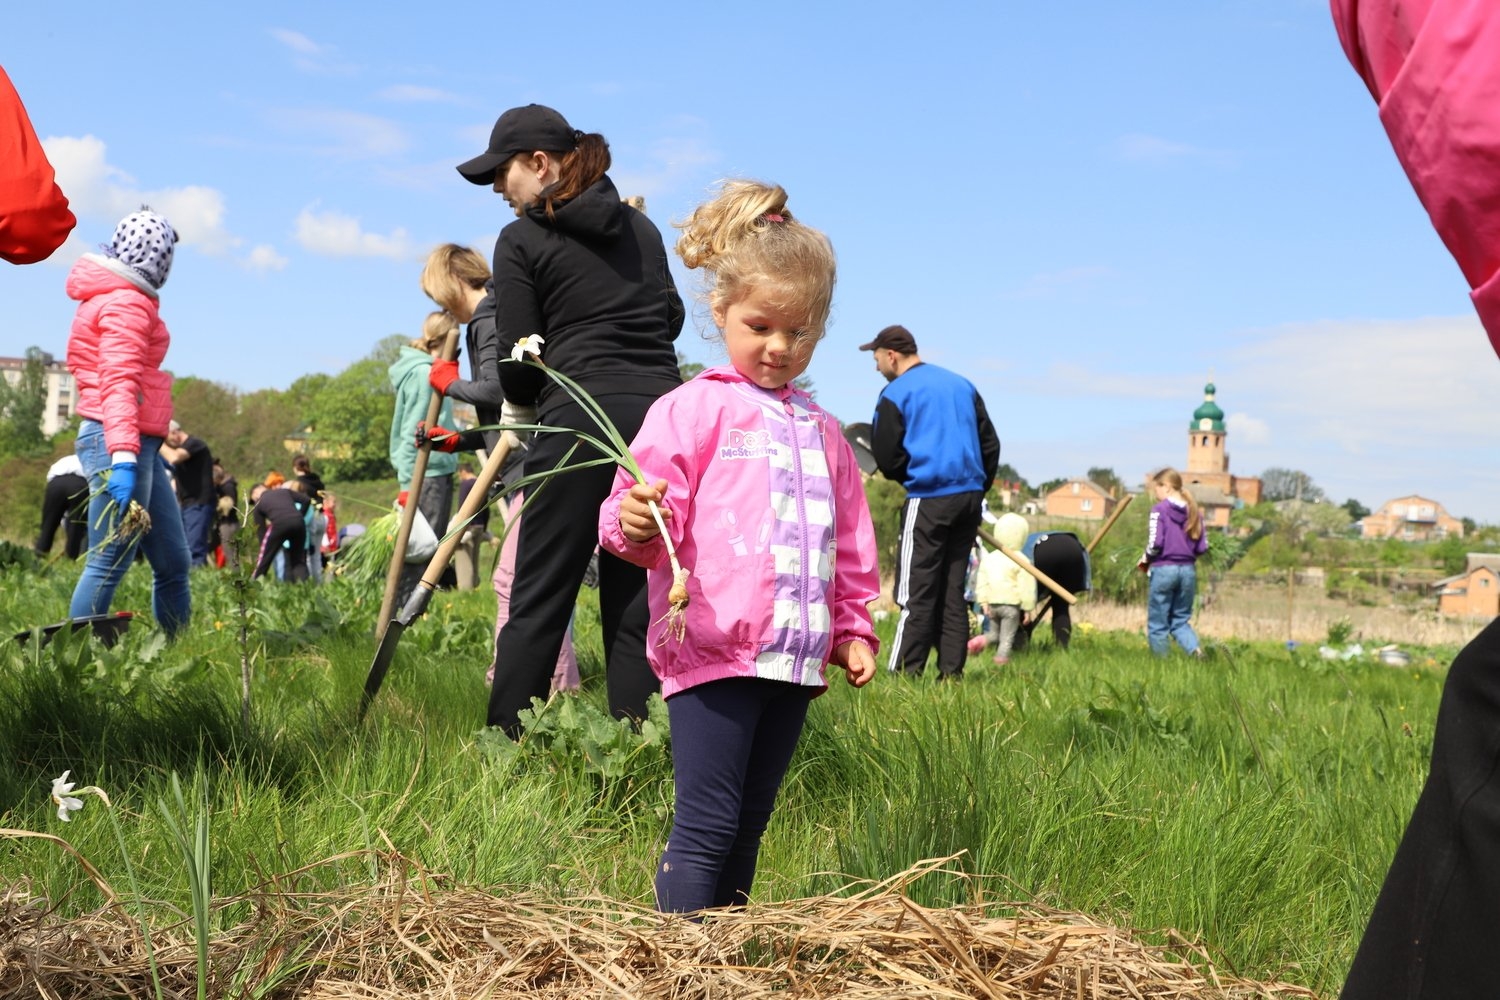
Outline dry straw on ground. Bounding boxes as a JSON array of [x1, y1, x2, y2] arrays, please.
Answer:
[[0, 854, 1317, 999]]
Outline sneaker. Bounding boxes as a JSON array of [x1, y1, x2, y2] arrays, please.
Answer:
[[992, 655, 1009, 666], [966, 635, 987, 655]]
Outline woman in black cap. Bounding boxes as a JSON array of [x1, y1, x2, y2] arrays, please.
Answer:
[[457, 103, 684, 736]]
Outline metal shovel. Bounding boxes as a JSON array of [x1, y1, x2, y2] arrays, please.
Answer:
[[359, 432, 513, 721]]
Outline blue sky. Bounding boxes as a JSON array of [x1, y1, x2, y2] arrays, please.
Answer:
[[4, 1, 1498, 522]]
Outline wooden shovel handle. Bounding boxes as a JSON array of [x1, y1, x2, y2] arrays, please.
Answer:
[[376, 328, 462, 638], [976, 526, 1077, 605]]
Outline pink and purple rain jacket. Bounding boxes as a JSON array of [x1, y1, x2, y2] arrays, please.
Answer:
[[1332, 0, 1500, 358], [65, 254, 173, 455], [599, 365, 881, 699]]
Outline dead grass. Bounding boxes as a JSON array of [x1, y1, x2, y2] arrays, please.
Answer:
[[0, 854, 1318, 999], [1079, 582, 1486, 649]]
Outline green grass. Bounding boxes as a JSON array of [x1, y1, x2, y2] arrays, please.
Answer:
[[0, 559, 1446, 996]]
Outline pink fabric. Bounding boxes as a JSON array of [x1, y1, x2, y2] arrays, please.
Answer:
[[0, 66, 75, 264], [1332, 0, 1500, 357], [486, 492, 578, 692], [65, 256, 173, 454], [598, 366, 880, 698]]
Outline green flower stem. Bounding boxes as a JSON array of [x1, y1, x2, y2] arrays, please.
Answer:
[[499, 358, 690, 609]]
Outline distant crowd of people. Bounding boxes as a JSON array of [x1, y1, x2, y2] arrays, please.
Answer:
[[33, 415, 342, 588]]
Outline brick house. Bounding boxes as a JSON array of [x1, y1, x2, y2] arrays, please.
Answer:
[[1359, 494, 1464, 541], [1044, 478, 1117, 521], [1435, 553, 1500, 618]]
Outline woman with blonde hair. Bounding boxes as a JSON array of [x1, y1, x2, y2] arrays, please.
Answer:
[[418, 242, 579, 694], [1137, 467, 1208, 656]]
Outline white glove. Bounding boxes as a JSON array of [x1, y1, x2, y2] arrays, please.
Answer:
[[500, 400, 536, 427]]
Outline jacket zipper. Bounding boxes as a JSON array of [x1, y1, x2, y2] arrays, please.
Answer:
[[784, 399, 811, 682]]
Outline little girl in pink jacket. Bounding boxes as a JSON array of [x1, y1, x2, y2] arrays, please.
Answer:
[[599, 180, 879, 915]]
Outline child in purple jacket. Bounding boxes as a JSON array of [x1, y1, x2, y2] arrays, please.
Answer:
[[1136, 467, 1208, 656]]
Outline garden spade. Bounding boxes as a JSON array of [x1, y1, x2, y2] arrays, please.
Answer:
[[375, 328, 461, 640], [360, 431, 513, 721]]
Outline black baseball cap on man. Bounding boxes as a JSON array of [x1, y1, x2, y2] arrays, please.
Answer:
[[858, 324, 919, 354], [456, 104, 579, 185]]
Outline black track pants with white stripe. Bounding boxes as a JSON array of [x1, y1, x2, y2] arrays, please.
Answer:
[[887, 490, 983, 677]]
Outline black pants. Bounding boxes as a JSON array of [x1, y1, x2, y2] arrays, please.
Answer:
[[35, 472, 89, 559], [888, 491, 984, 677], [1018, 532, 1089, 651], [656, 678, 812, 913], [252, 521, 308, 582], [1342, 619, 1500, 999], [1017, 599, 1072, 651], [487, 394, 660, 735]]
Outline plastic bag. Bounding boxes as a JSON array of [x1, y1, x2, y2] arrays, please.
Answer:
[[398, 503, 438, 564]]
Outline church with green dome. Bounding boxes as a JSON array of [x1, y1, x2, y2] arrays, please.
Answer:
[[1191, 382, 1226, 433], [1181, 381, 1262, 529]]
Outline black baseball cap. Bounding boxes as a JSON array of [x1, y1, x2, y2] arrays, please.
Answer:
[[456, 104, 578, 185], [858, 324, 919, 354]]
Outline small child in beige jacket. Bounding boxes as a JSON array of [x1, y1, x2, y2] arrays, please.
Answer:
[[969, 512, 1037, 665]]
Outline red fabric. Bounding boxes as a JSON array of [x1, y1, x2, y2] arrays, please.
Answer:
[[419, 423, 459, 453], [1332, 0, 1500, 358], [397, 490, 409, 507], [0, 67, 75, 264], [428, 358, 460, 394]]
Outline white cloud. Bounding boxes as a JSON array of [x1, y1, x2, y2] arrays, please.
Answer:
[[1222, 316, 1500, 520], [269, 28, 356, 75], [982, 316, 1500, 522], [294, 207, 413, 259], [269, 28, 321, 55], [1002, 265, 1115, 301], [1114, 132, 1236, 167], [1226, 316, 1497, 455], [1225, 411, 1271, 446], [41, 134, 238, 254], [243, 244, 288, 272], [264, 108, 409, 158], [1033, 363, 1196, 402], [610, 130, 722, 201], [378, 84, 461, 104]]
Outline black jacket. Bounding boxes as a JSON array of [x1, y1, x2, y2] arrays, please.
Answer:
[[490, 174, 683, 413], [251, 487, 309, 533], [441, 281, 525, 487], [296, 471, 326, 506]]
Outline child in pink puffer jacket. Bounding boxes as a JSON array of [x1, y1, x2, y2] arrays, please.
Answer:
[[66, 209, 192, 636]]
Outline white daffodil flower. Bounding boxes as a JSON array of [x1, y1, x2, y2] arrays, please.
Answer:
[[51, 771, 85, 822], [510, 335, 545, 362]]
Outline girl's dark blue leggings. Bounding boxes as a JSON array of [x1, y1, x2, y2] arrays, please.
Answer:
[[656, 676, 813, 914]]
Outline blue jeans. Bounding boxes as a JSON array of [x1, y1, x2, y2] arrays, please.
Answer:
[[1147, 563, 1200, 656], [181, 502, 215, 566], [69, 420, 192, 636]]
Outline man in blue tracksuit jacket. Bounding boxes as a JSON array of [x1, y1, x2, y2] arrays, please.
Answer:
[[862, 325, 1000, 678]]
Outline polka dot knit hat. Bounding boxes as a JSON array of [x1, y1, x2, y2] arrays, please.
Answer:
[[101, 210, 179, 289]]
